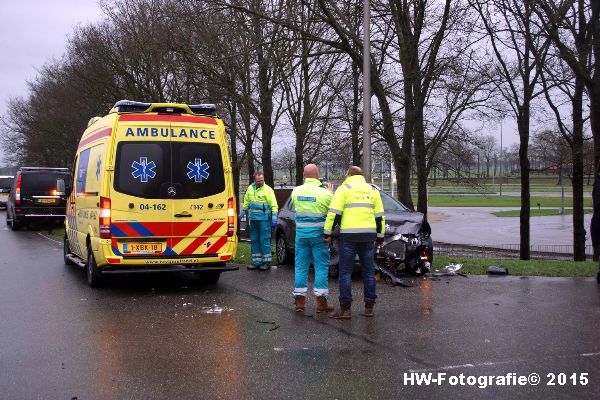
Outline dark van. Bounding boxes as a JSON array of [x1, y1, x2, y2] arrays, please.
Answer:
[[6, 167, 72, 230], [0, 175, 13, 208]]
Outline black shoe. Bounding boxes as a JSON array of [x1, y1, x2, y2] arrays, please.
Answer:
[[258, 264, 270, 271], [247, 265, 259, 270]]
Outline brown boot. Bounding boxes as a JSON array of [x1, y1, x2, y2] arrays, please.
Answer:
[[363, 299, 375, 317], [316, 296, 334, 313], [329, 300, 352, 319], [294, 296, 305, 312]]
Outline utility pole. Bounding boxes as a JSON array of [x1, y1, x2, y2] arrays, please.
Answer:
[[362, 0, 372, 182], [500, 118, 503, 197]]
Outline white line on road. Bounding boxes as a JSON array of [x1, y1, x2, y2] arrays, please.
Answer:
[[409, 352, 600, 373], [36, 232, 61, 244]]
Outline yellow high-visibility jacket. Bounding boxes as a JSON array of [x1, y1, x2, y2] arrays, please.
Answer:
[[243, 182, 278, 221], [323, 175, 384, 241]]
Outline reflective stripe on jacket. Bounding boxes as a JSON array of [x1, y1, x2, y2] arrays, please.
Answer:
[[243, 183, 278, 221], [291, 178, 333, 239], [323, 175, 385, 240]]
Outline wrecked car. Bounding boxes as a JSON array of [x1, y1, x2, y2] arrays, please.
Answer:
[[274, 184, 433, 277]]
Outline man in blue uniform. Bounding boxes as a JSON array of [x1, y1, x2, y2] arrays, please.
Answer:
[[242, 172, 278, 270], [291, 164, 334, 313]]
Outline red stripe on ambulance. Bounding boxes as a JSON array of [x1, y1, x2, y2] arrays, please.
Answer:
[[78, 128, 112, 150], [205, 236, 228, 254]]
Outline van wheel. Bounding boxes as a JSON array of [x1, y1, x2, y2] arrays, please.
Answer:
[[86, 248, 103, 288], [275, 233, 290, 264], [10, 217, 20, 231], [63, 233, 75, 266]]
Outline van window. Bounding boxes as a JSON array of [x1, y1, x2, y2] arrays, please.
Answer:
[[114, 142, 169, 199], [21, 172, 72, 196], [114, 141, 226, 199], [172, 142, 225, 199], [76, 148, 91, 193]]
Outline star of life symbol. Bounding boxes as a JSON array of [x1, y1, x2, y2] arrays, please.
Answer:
[[96, 157, 102, 180], [187, 158, 210, 183], [131, 157, 157, 183]]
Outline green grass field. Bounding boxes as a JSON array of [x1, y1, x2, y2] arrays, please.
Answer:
[[492, 208, 594, 217], [435, 255, 597, 278], [422, 195, 593, 207]]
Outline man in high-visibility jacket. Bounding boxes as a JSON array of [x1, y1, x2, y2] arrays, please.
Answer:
[[324, 166, 385, 319], [291, 164, 334, 313], [242, 171, 278, 270]]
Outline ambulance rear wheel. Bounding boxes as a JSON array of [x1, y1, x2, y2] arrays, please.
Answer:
[[201, 272, 221, 284], [86, 248, 104, 288], [63, 233, 75, 266]]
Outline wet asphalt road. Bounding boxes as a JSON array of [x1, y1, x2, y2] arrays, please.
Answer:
[[1, 220, 600, 399], [429, 206, 593, 248]]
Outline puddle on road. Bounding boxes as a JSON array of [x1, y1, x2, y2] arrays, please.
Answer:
[[201, 304, 235, 314], [174, 302, 235, 319]]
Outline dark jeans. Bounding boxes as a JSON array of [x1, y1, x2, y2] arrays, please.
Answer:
[[338, 239, 377, 302]]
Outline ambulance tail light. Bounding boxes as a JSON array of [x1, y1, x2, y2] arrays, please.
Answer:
[[99, 197, 111, 239], [227, 197, 235, 237], [15, 175, 21, 206]]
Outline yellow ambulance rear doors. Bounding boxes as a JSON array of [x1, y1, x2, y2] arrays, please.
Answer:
[[168, 115, 230, 258], [109, 113, 229, 260], [109, 114, 174, 258]]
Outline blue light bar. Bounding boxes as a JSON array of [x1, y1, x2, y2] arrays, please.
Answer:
[[189, 104, 217, 116], [112, 100, 152, 113]]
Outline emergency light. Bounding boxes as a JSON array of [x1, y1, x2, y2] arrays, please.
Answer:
[[99, 197, 111, 239]]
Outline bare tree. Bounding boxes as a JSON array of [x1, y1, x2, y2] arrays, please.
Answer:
[[470, 0, 550, 259]]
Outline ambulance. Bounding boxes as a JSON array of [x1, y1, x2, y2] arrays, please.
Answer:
[[64, 100, 238, 287]]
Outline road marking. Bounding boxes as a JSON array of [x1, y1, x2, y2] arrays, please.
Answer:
[[36, 232, 61, 244], [409, 352, 600, 373]]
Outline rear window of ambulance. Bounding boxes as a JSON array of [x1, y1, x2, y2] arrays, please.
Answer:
[[114, 141, 225, 199], [172, 142, 225, 199], [114, 142, 168, 199]]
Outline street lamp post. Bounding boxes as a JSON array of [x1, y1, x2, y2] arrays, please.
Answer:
[[500, 118, 503, 197], [362, 0, 372, 182]]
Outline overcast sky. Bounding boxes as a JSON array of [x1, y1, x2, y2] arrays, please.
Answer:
[[0, 0, 104, 164]]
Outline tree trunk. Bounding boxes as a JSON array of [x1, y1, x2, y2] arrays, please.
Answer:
[[518, 108, 531, 260], [572, 78, 586, 261], [228, 102, 242, 233], [413, 107, 428, 214], [255, 19, 274, 187], [241, 108, 254, 185]]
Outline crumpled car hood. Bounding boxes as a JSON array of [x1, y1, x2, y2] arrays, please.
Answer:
[[384, 210, 429, 236]]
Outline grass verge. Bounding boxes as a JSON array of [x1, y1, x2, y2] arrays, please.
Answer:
[[492, 208, 593, 217], [423, 195, 593, 207], [435, 255, 597, 278]]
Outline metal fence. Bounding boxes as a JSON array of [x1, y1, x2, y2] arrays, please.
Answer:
[[434, 242, 594, 261]]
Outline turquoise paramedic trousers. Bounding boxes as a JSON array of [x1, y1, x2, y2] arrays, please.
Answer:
[[250, 219, 272, 267], [293, 236, 330, 298]]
